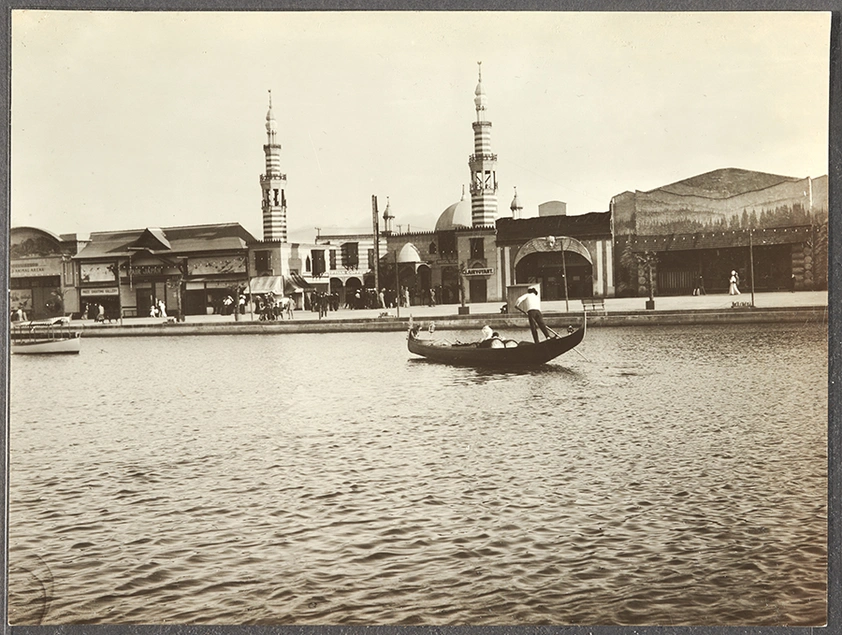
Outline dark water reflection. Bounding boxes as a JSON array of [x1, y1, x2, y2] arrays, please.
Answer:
[[8, 323, 827, 625]]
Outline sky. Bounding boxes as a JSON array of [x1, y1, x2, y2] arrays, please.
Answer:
[[10, 10, 831, 242]]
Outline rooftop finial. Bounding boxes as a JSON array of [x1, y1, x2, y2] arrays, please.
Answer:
[[268, 89, 273, 108], [477, 61, 482, 83]]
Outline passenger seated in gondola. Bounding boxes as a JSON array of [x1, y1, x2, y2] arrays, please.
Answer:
[[477, 325, 494, 347], [478, 329, 516, 349]]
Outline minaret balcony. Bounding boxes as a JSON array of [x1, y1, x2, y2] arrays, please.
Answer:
[[469, 153, 497, 163], [260, 172, 287, 181]]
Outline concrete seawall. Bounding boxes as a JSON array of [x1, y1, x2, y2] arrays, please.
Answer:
[[79, 306, 827, 338]]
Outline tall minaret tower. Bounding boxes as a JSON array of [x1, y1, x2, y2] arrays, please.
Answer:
[[468, 62, 498, 227], [260, 90, 288, 242]]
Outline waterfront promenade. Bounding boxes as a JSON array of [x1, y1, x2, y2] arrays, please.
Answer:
[[75, 290, 829, 336]]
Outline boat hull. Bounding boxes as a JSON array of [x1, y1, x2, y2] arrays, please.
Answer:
[[407, 315, 586, 366], [12, 334, 81, 355]]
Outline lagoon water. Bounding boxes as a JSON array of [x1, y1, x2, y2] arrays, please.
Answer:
[[8, 322, 827, 625]]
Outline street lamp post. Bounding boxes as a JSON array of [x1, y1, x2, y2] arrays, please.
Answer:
[[748, 226, 756, 308]]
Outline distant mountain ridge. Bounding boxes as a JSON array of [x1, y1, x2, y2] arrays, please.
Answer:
[[654, 168, 802, 199]]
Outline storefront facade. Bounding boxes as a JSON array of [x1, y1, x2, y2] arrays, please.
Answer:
[[10, 227, 84, 319], [73, 223, 255, 318]]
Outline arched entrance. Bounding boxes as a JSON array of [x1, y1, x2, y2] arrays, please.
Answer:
[[344, 277, 363, 308], [440, 266, 460, 304], [514, 236, 595, 300], [416, 264, 432, 305], [329, 277, 344, 307]]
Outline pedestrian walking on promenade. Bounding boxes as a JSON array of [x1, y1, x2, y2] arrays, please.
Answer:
[[729, 270, 741, 295]]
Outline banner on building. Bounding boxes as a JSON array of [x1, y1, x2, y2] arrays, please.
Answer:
[[464, 267, 493, 276]]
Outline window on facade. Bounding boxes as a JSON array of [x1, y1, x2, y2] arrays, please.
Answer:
[[255, 250, 271, 275], [341, 242, 359, 269], [329, 250, 337, 270], [438, 231, 456, 255], [470, 238, 485, 259], [429, 242, 437, 255], [305, 257, 311, 272], [312, 250, 326, 276]]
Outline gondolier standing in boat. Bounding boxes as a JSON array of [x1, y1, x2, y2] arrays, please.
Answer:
[[516, 287, 554, 343]]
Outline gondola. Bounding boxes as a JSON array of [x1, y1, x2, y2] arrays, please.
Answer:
[[407, 313, 586, 366]]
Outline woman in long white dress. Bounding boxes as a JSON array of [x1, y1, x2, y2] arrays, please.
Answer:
[[728, 270, 741, 295]]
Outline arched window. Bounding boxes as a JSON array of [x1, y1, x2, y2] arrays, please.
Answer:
[[305, 256, 311, 272], [429, 242, 437, 255]]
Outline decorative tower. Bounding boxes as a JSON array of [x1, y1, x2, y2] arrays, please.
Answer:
[[382, 197, 394, 235], [510, 187, 523, 219], [260, 90, 288, 242], [468, 62, 498, 227]]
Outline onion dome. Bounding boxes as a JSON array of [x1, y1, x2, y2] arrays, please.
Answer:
[[474, 62, 487, 113], [383, 197, 394, 222], [398, 243, 422, 263], [265, 90, 277, 134], [435, 186, 472, 231], [510, 187, 523, 218]]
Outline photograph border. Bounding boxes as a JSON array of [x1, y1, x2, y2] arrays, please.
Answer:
[[1, 1, 838, 635]]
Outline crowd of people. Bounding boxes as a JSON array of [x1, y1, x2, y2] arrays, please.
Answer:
[[255, 293, 294, 320]]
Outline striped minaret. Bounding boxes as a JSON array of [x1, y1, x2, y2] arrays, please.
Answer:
[[260, 90, 288, 242], [468, 62, 498, 227]]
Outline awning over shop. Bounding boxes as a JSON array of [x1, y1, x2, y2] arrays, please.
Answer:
[[289, 272, 315, 290], [249, 276, 285, 295]]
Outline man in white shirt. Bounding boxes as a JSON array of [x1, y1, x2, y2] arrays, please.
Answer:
[[515, 287, 553, 343]]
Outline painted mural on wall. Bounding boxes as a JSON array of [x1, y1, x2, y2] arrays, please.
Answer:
[[10, 289, 33, 311], [80, 263, 118, 283], [636, 204, 828, 236], [187, 256, 246, 276], [10, 235, 62, 259]]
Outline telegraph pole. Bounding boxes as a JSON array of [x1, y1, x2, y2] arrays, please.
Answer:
[[372, 195, 381, 297]]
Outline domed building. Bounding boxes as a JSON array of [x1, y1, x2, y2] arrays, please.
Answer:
[[382, 187, 500, 307], [434, 187, 472, 232]]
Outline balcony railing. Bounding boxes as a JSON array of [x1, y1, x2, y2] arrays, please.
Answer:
[[469, 153, 497, 163]]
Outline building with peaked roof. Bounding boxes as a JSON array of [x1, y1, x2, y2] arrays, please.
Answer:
[[73, 222, 255, 318]]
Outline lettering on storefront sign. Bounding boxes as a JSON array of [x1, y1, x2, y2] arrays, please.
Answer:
[[464, 268, 493, 276], [81, 287, 119, 297], [11, 258, 62, 277], [129, 265, 166, 275]]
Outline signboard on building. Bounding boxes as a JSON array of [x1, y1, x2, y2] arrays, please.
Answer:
[[80, 287, 119, 297], [464, 267, 493, 276], [10, 258, 62, 278], [80, 263, 117, 283]]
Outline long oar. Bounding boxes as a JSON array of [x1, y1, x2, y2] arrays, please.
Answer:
[[516, 306, 590, 362]]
